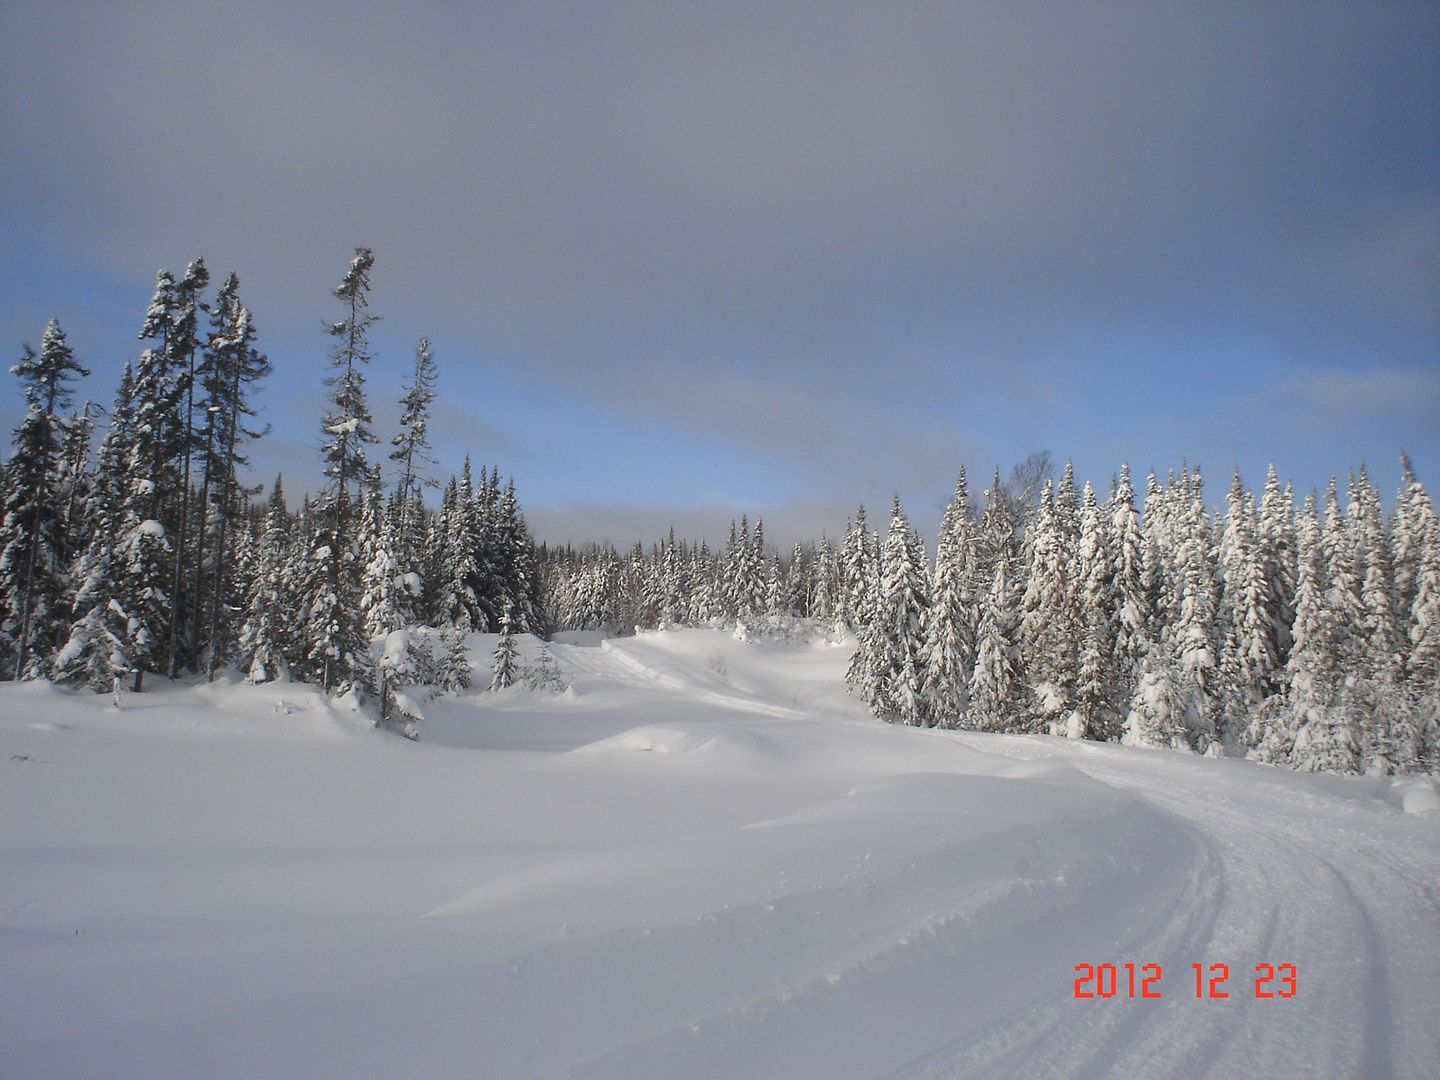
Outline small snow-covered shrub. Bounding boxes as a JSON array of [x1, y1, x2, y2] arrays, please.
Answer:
[[523, 645, 569, 693]]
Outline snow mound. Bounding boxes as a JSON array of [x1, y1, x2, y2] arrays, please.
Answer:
[[572, 722, 782, 763], [583, 725, 715, 754], [1391, 778, 1440, 815], [4, 627, 1438, 1080]]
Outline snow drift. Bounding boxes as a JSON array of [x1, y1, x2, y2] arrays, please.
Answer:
[[2, 629, 1436, 1079]]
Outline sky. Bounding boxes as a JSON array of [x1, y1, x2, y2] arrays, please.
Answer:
[[2, 1, 1437, 548]]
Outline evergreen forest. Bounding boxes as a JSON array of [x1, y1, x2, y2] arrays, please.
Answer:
[[3, 251, 1436, 772]]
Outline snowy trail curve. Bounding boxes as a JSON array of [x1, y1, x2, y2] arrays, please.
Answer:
[[2, 629, 1436, 1080], [925, 732, 1440, 1080]]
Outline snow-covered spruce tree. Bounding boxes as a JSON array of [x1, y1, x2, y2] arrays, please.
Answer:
[[1284, 486, 1363, 773], [196, 274, 270, 678], [86, 364, 138, 545], [55, 400, 98, 570], [125, 350, 177, 529], [636, 539, 664, 630], [323, 248, 379, 526], [525, 643, 569, 692], [1069, 482, 1118, 740], [53, 364, 139, 689], [1217, 479, 1279, 745], [494, 478, 547, 635], [811, 533, 836, 624], [1019, 482, 1078, 733], [723, 515, 765, 626], [490, 604, 519, 691], [389, 336, 439, 602], [1406, 479, 1440, 686], [434, 624, 473, 693], [842, 514, 882, 705], [976, 468, 1019, 589], [237, 479, 290, 683], [295, 519, 372, 696], [745, 517, 770, 622], [1320, 475, 1363, 657], [718, 520, 740, 623], [565, 548, 616, 631], [630, 544, 659, 631], [922, 468, 978, 727], [132, 271, 184, 523], [1260, 490, 1327, 766], [475, 466, 509, 627], [1, 321, 90, 678], [1258, 463, 1297, 671], [375, 626, 425, 739], [568, 551, 599, 630], [163, 258, 210, 676], [360, 478, 407, 639], [968, 557, 1022, 732], [659, 531, 686, 627], [186, 272, 232, 658], [276, 496, 313, 671], [1123, 641, 1190, 750], [1405, 494, 1440, 772], [1306, 475, 1368, 769], [1169, 467, 1221, 751], [838, 506, 873, 630], [436, 464, 486, 629], [1108, 463, 1151, 702], [1055, 459, 1079, 536], [1291, 692, 1363, 774], [676, 538, 699, 624], [1349, 465, 1409, 772], [112, 496, 173, 693], [1390, 453, 1429, 674], [52, 544, 130, 693], [688, 541, 720, 624], [785, 540, 810, 618], [764, 551, 784, 619], [1140, 470, 1172, 645], [297, 248, 380, 699], [859, 496, 930, 725], [1354, 465, 1398, 679]]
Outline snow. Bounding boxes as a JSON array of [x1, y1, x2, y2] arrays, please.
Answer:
[[390, 689, 426, 722], [380, 627, 412, 665], [2, 628, 1436, 1079], [1390, 777, 1440, 815]]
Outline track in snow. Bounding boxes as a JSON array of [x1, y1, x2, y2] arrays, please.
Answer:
[[2, 629, 1436, 1080], [890, 731, 1440, 1080], [550, 633, 1440, 1080]]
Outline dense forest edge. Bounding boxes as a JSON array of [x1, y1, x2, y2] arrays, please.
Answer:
[[3, 249, 1436, 773]]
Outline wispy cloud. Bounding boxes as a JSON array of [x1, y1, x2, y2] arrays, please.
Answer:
[[1278, 367, 1440, 423], [2, 2, 1436, 537]]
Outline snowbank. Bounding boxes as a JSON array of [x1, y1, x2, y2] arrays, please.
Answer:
[[2, 629, 1436, 1079]]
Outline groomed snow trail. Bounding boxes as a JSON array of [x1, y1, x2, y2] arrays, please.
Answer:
[[2, 628, 1437, 1080], [545, 634, 1440, 1080], [900, 733, 1440, 1080]]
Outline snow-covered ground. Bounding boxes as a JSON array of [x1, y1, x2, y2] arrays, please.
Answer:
[[3, 628, 1437, 1079]]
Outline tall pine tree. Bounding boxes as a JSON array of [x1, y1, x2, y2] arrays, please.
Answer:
[[1, 320, 90, 678]]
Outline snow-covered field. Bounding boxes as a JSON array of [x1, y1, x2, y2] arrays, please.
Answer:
[[3, 628, 1437, 1079]]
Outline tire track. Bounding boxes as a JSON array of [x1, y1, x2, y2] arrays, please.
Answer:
[[938, 733, 1438, 1079]]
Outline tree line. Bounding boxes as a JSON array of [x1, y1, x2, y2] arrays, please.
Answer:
[[542, 458, 1439, 775], [0, 249, 545, 734], [5, 253, 1435, 771]]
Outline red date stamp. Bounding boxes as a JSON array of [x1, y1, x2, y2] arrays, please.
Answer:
[[1072, 962, 1297, 1000]]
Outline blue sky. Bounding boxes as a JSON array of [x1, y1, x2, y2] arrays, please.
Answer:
[[2, 1, 1437, 547]]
